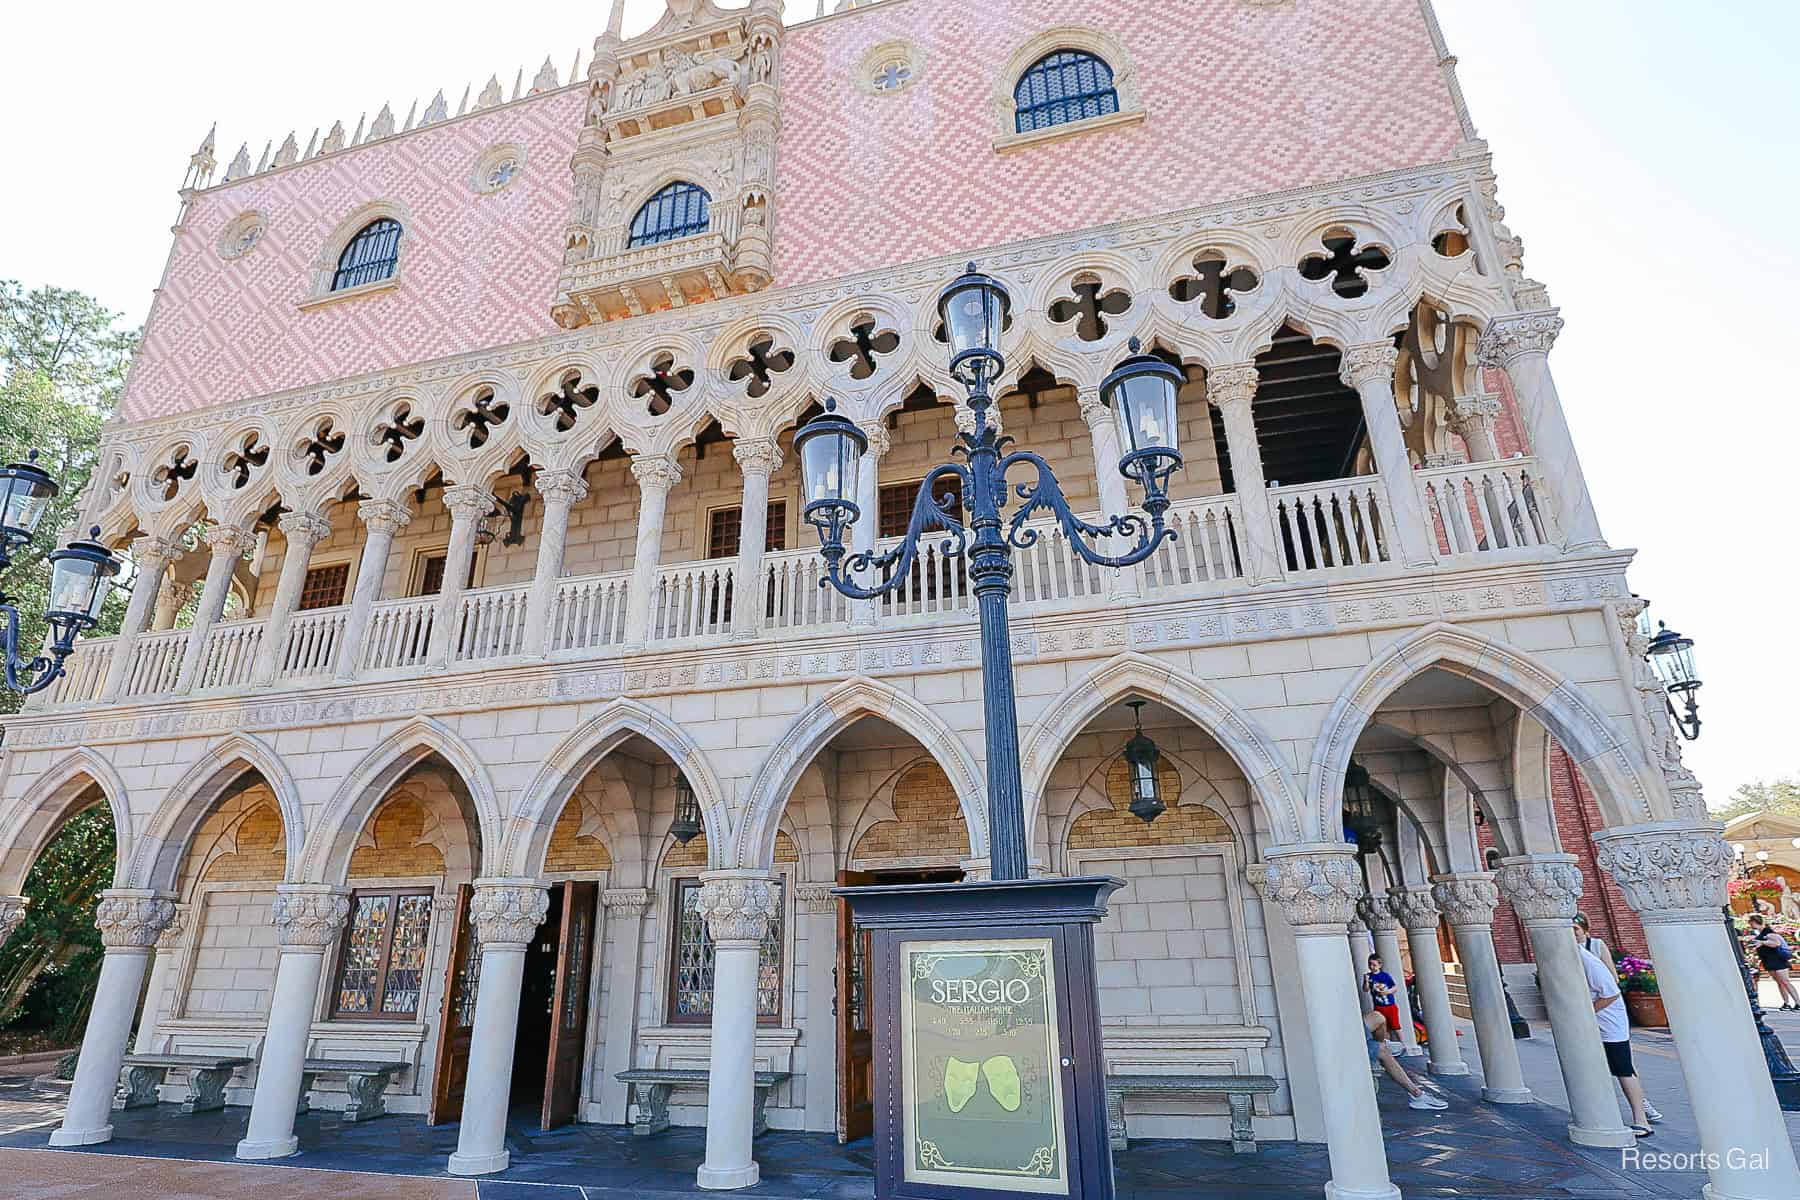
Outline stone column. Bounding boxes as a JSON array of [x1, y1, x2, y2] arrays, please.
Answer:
[[522, 469, 589, 657], [596, 888, 650, 1125], [731, 439, 781, 640], [1263, 847, 1399, 1200], [1348, 917, 1377, 1015], [1595, 823, 1800, 1200], [1359, 895, 1421, 1056], [696, 870, 779, 1190], [133, 904, 190, 1053], [1205, 366, 1283, 585], [101, 536, 182, 699], [1494, 855, 1633, 1148], [50, 891, 176, 1146], [848, 422, 889, 629], [249, 511, 333, 685], [175, 525, 255, 692], [1388, 886, 1467, 1076], [623, 455, 681, 649], [152, 572, 187, 631], [1476, 310, 1604, 550], [448, 880, 551, 1176], [333, 499, 412, 679], [1077, 386, 1142, 601], [237, 886, 350, 1159], [426, 485, 495, 669], [1432, 872, 1530, 1103], [1447, 393, 1504, 463], [1339, 344, 1436, 568]]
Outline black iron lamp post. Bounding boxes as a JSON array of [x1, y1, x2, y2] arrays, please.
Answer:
[[0, 452, 123, 696], [1645, 621, 1701, 740], [798, 264, 1182, 881], [1726, 848, 1800, 1109]]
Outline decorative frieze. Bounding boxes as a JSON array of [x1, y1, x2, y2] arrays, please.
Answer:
[[697, 871, 778, 944], [1493, 854, 1583, 924], [1261, 848, 1363, 931], [94, 891, 178, 950], [1592, 823, 1732, 924], [469, 880, 552, 948], [1430, 872, 1501, 929], [270, 886, 352, 949]]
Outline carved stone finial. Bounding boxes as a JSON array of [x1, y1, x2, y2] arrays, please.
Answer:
[[477, 76, 504, 109], [531, 57, 560, 94], [94, 891, 177, 950], [1262, 847, 1364, 931], [321, 121, 347, 154], [1430, 872, 1501, 929], [697, 871, 779, 944], [1494, 854, 1584, 924], [270, 886, 351, 950], [422, 90, 448, 124], [1592, 823, 1732, 924], [272, 132, 299, 168], [469, 880, 551, 948], [225, 144, 252, 182], [370, 104, 396, 140]]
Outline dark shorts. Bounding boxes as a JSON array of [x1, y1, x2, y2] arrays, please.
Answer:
[[1603, 1039, 1636, 1078]]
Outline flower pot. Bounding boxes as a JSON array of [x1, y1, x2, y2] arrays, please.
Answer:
[[1623, 991, 1667, 1029]]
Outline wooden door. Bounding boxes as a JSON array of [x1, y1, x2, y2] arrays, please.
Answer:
[[428, 883, 477, 1125], [837, 870, 878, 1143], [541, 881, 598, 1131]]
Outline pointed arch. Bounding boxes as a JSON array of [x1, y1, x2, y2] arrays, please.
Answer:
[[1308, 622, 1658, 843], [733, 677, 987, 870], [130, 732, 305, 892], [1020, 651, 1305, 845], [504, 697, 729, 877], [298, 716, 502, 884], [0, 748, 133, 895]]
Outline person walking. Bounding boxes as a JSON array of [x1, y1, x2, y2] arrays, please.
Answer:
[[1576, 929, 1661, 1135], [1573, 912, 1612, 967], [1365, 954, 1402, 1043], [1746, 914, 1800, 1011], [1363, 1009, 1447, 1110]]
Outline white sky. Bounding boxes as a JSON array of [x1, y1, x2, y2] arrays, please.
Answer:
[[2, 1, 1794, 806]]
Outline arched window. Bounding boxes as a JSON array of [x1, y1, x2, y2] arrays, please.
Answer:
[[331, 218, 403, 291], [628, 182, 711, 248], [1013, 50, 1119, 134]]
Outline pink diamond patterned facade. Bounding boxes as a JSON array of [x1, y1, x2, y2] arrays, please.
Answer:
[[122, 0, 1462, 423]]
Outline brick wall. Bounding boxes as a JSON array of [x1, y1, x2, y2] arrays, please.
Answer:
[[662, 829, 798, 872], [199, 801, 287, 882], [346, 790, 448, 879], [852, 762, 971, 862], [1069, 757, 1232, 850], [542, 788, 614, 875]]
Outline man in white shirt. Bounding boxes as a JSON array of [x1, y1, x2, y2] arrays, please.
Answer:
[[1577, 932, 1660, 1136]]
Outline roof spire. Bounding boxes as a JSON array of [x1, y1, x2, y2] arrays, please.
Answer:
[[605, 0, 626, 39]]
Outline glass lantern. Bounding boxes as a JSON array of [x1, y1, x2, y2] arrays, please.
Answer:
[[44, 527, 122, 649], [1099, 339, 1184, 496], [1122, 700, 1165, 825], [936, 263, 1011, 387], [0, 452, 59, 551], [793, 398, 867, 545], [670, 772, 703, 845], [1645, 622, 1698, 696]]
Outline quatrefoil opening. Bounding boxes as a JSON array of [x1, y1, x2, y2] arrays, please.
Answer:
[[1047, 276, 1131, 342], [630, 353, 696, 417], [222, 432, 271, 489], [454, 386, 511, 450], [297, 418, 346, 477], [374, 402, 425, 464], [726, 335, 797, 399], [1298, 231, 1391, 299], [1168, 255, 1259, 319], [828, 317, 901, 381], [1431, 204, 1474, 262], [539, 370, 600, 434], [151, 444, 198, 502]]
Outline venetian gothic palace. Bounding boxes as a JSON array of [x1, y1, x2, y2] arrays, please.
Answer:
[[1, 2, 1787, 1198]]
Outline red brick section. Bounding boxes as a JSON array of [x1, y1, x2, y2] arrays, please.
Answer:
[[1482, 741, 1649, 965]]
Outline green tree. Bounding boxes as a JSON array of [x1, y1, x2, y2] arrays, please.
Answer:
[[0, 805, 115, 1036], [0, 281, 141, 716], [1713, 776, 1800, 821]]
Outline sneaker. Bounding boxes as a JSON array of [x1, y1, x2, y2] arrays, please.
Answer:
[[1643, 1104, 1663, 1123], [1408, 1093, 1449, 1111], [1631, 1124, 1653, 1138]]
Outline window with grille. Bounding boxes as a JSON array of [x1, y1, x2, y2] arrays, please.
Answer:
[[415, 550, 476, 597], [879, 476, 964, 540], [628, 182, 711, 248], [297, 562, 349, 611], [1013, 50, 1119, 134], [331, 889, 434, 1019], [707, 501, 788, 559], [668, 877, 784, 1024], [331, 218, 403, 291]]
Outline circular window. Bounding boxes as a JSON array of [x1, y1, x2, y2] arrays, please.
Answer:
[[217, 212, 266, 260], [471, 143, 527, 195], [856, 41, 923, 96]]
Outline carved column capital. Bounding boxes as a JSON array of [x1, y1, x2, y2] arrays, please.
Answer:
[[697, 870, 778, 944], [94, 890, 177, 950], [731, 437, 783, 478], [1205, 364, 1259, 412], [534, 467, 590, 508], [156, 903, 191, 951], [202, 524, 256, 557], [442, 484, 497, 522], [1592, 822, 1732, 925], [1494, 854, 1585, 924], [1430, 872, 1501, 929], [1356, 893, 1398, 933], [1387, 885, 1442, 932], [1476, 310, 1564, 368], [795, 883, 837, 916], [0, 896, 28, 947], [1076, 387, 1110, 429], [1450, 392, 1504, 423], [136, 536, 187, 571], [270, 885, 351, 950], [357, 498, 413, 536], [858, 421, 892, 460], [1337, 343, 1401, 390], [276, 509, 334, 547], [600, 887, 653, 918], [630, 453, 683, 494], [1262, 846, 1364, 932], [1347, 915, 1370, 936], [469, 879, 552, 949]]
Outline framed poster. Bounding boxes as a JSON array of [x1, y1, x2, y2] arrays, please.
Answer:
[[899, 937, 1069, 1194]]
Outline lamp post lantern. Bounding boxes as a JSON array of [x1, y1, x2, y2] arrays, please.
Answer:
[[799, 264, 1181, 881], [1645, 620, 1701, 740], [0, 452, 124, 696]]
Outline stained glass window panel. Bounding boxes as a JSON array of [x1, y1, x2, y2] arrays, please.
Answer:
[[379, 894, 433, 1015], [336, 894, 392, 1014]]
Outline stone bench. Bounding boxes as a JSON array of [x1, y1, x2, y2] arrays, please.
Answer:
[[116, 1053, 252, 1114], [297, 1058, 410, 1123], [616, 1068, 792, 1137], [1104, 1072, 1279, 1154]]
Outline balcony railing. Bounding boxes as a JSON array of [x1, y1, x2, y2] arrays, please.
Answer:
[[27, 464, 1559, 711]]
